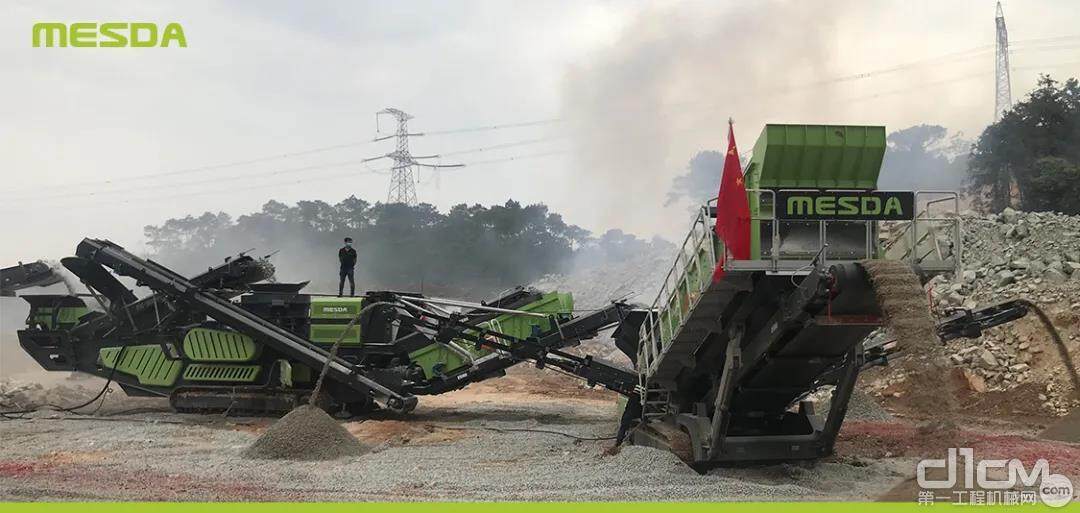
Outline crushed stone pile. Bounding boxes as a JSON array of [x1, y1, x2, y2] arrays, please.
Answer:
[[860, 259, 957, 414], [930, 208, 1079, 413], [845, 390, 894, 422], [531, 244, 672, 310], [242, 404, 368, 461], [868, 208, 1080, 416], [925, 208, 1080, 311], [531, 240, 673, 364]]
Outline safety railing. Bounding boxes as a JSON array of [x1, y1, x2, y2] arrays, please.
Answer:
[[637, 200, 719, 377], [882, 191, 961, 274], [751, 188, 879, 272]]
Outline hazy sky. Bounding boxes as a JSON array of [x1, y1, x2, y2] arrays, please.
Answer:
[[2, 0, 1079, 264]]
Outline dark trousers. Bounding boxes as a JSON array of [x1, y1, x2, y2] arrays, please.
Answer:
[[338, 267, 355, 296]]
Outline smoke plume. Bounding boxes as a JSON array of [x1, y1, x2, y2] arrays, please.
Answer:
[[561, 1, 845, 237]]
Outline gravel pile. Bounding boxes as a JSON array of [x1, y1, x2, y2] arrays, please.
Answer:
[[865, 208, 1079, 416], [0, 378, 99, 411], [924, 208, 1080, 311], [845, 390, 894, 422], [242, 405, 367, 461], [1, 413, 900, 500], [532, 241, 672, 363], [920, 208, 1080, 413], [531, 243, 673, 310]]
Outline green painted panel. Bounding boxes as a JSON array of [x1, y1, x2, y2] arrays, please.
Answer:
[[309, 297, 364, 320], [99, 345, 182, 387], [291, 363, 313, 383], [309, 324, 362, 345], [462, 292, 575, 358], [182, 328, 258, 362], [56, 307, 88, 327], [408, 343, 471, 379], [27, 306, 88, 330], [182, 363, 261, 382], [745, 124, 886, 191]]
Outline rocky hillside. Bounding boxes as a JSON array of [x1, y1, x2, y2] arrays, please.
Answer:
[[881, 208, 1080, 415]]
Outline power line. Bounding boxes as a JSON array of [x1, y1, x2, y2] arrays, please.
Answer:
[[0, 140, 376, 194], [420, 118, 562, 136], [0, 166, 392, 212], [3, 159, 385, 204], [13, 52, 1079, 212], [455, 149, 570, 167], [434, 135, 567, 158], [4, 147, 578, 210], [18, 59, 1078, 207]]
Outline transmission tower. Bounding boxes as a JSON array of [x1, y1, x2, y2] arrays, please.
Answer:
[[368, 108, 464, 205], [994, 1, 1012, 121]]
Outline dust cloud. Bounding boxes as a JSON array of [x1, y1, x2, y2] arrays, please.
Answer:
[[561, 1, 848, 238]]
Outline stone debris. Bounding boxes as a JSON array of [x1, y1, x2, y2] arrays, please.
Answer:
[[0, 378, 99, 411], [920, 208, 1080, 414], [242, 404, 368, 461], [532, 241, 673, 364]]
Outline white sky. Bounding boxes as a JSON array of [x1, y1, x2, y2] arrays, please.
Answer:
[[1, 0, 1079, 264]]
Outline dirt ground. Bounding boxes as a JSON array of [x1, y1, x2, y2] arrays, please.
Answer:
[[1, 365, 1076, 502]]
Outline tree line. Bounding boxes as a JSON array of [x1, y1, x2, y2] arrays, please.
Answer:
[[968, 75, 1080, 214], [144, 198, 648, 298]]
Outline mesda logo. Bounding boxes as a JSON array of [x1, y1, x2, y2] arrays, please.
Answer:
[[32, 22, 187, 48], [321, 306, 351, 313], [776, 191, 915, 221]]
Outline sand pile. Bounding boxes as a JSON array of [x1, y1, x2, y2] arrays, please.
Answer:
[[242, 405, 367, 461]]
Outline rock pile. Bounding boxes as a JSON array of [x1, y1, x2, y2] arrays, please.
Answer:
[[923, 208, 1080, 414], [0, 378, 99, 411], [531, 244, 672, 310], [531, 241, 673, 365], [926, 208, 1080, 310], [242, 404, 368, 461]]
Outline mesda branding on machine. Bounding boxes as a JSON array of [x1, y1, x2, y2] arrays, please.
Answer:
[[32, 22, 187, 48], [776, 190, 915, 221]]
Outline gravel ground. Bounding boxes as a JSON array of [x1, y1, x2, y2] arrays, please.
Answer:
[[0, 369, 912, 501]]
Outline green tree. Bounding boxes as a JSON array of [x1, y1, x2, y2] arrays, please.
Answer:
[[967, 75, 1080, 213], [144, 198, 590, 298], [879, 124, 968, 191], [1024, 157, 1080, 214]]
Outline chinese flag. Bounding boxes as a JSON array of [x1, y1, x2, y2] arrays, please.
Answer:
[[712, 121, 751, 282]]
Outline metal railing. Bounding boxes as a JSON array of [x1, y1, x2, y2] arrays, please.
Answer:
[[882, 191, 961, 274], [757, 188, 875, 272], [637, 200, 720, 378]]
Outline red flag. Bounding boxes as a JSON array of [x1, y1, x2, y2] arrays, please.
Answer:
[[712, 121, 751, 282]]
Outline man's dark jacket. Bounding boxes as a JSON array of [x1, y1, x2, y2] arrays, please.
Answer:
[[339, 246, 357, 269]]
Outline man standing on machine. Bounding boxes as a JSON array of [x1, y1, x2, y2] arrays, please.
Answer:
[[338, 237, 357, 297]]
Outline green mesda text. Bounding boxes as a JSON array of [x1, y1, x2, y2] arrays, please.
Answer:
[[32, 22, 187, 48]]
